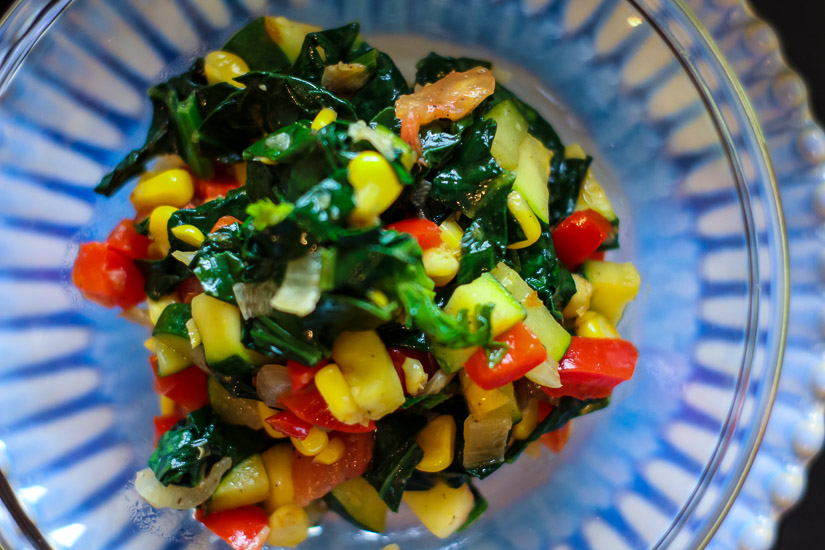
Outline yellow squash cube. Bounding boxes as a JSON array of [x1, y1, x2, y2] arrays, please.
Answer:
[[402, 480, 475, 539], [208, 454, 270, 513], [261, 445, 294, 513], [581, 260, 641, 325], [415, 415, 456, 473]]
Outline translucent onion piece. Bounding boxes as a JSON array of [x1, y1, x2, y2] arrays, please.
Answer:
[[270, 251, 322, 317], [210, 378, 264, 429], [233, 280, 278, 320], [189, 345, 210, 373], [172, 250, 196, 266], [422, 369, 455, 396], [135, 457, 231, 510], [322, 62, 370, 94], [462, 409, 512, 470], [348, 121, 396, 161], [120, 306, 153, 328], [524, 358, 561, 388], [256, 364, 292, 406]]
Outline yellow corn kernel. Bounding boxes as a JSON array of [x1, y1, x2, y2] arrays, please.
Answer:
[[422, 245, 459, 286], [131, 169, 194, 212], [575, 311, 621, 339], [148, 205, 178, 255], [313, 436, 345, 465], [261, 444, 294, 513], [159, 395, 177, 416], [204, 50, 249, 87], [348, 151, 403, 226], [513, 398, 540, 440], [565, 143, 587, 159], [401, 357, 428, 396], [581, 260, 641, 325], [148, 294, 177, 325], [267, 504, 309, 548], [144, 337, 156, 352], [257, 402, 289, 439], [311, 107, 338, 131], [439, 217, 463, 253], [367, 289, 390, 307], [315, 364, 365, 425], [170, 224, 205, 248], [562, 273, 593, 319], [185, 318, 201, 349], [291, 426, 329, 457], [507, 190, 541, 249], [415, 415, 456, 472]]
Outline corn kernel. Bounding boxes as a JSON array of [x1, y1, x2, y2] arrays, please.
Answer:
[[315, 364, 365, 425], [291, 427, 328, 457], [423, 245, 459, 286], [347, 151, 402, 226], [171, 224, 205, 247], [401, 357, 428, 396], [563, 274, 593, 319], [261, 445, 294, 513], [148, 205, 178, 255], [311, 108, 338, 131], [258, 402, 289, 439], [367, 289, 390, 307], [148, 294, 177, 325], [160, 395, 177, 416], [144, 337, 156, 352], [439, 217, 464, 254], [513, 398, 539, 440], [186, 318, 201, 349], [507, 190, 541, 249], [131, 169, 194, 212], [415, 415, 456, 472], [313, 436, 345, 465], [575, 311, 621, 339], [204, 50, 249, 88], [267, 504, 309, 548]]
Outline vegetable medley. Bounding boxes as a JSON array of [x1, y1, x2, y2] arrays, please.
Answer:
[[72, 16, 641, 549]]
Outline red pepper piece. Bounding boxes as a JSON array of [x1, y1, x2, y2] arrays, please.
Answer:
[[463, 322, 548, 390], [551, 209, 613, 271], [176, 276, 204, 304], [385, 218, 443, 250], [279, 384, 375, 434], [153, 414, 184, 445], [196, 505, 270, 550], [72, 242, 146, 309], [211, 215, 243, 233], [287, 359, 328, 392], [540, 337, 638, 400], [106, 219, 151, 260], [387, 347, 438, 394], [151, 358, 210, 412], [540, 422, 572, 453], [265, 410, 313, 439]]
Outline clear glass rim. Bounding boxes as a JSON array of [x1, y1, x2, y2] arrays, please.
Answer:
[[0, 1, 790, 549]]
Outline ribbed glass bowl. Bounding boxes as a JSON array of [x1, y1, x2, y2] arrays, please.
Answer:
[[0, 1, 793, 549]]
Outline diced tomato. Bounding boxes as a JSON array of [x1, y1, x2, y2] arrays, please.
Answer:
[[153, 414, 184, 445], [176, 276, 204, 304], [211, 215, 242, 233], [279, 384, 375, 434], [540, 422, 572, 453], [387, 347, 438, 393], [464, 323, 548, 390], [287, 359, 328, 392], [72, 242, 146, 309], [265, 410, 313, 439], [106, 219, 151, 260], [551, 209, 613, 271], [291, 432, 374, 506], [385, 219, 442, 250], [196, 506, 270, 550], [151, 358, 210, 412], [540, 337, 638, 400]]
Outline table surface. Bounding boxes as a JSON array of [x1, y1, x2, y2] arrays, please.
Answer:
[[0, 0, 823, 549]]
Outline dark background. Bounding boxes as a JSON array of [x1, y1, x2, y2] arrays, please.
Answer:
[[0, 0, 823, 548]]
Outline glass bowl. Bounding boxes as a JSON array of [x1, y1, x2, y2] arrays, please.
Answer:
[[0, 0, 795, 549]]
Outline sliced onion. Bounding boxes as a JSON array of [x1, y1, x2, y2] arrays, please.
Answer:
[[524, 358, 561, 388], [172, 250, 197, 266], [270, 251, 322, 317], [135, 457, 231, 510], [233, 280, 277, 320], [322, 62, 371, 94], [348, 121, 396, 161], [462, 408, 512, 469], [256, 364, 292, 406], [209, 378, 264, 430], [422, 369, 455, 396], [189, 345, 210, 373], [120, 306, 153, 328]]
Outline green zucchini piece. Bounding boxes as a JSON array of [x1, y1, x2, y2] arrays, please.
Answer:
[[327, 477, 389, 533]]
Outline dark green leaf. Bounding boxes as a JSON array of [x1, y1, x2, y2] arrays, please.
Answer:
[[364, 414, 427, 511], [547, 156, 591, 224], [222, 17, 291, 72], [135, 254, 192, 301]]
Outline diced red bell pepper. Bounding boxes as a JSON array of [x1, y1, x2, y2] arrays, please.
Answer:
[[151, 358, 210, 412], [387, 347, 438, 393], [292, 431, 374, 506], [176, 276, 204, 304], [72, 242, 146, 309], [385, 218, 442, 250], [211, 215, 242, 233], [153, 414, 184, 445], [589, 250, 606, 262], [106, 219, 151, 260], [287, 359, 328, 392], [540, 422, 572, 453], [265, 410, 313, 439], [196, 505, 270, 550], [551, 209, 613, 271], [540, 337, 638, 400], [279, 384, 375, 434], [463, 322, 548, 390], [195, 172, 243, 202]]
